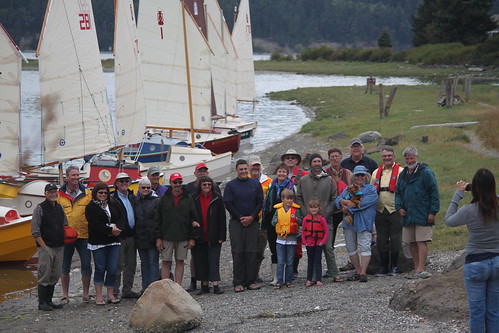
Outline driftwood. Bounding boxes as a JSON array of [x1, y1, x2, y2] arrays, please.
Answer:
[[378, 84, 397, 118], [411, 121, 478, 130]]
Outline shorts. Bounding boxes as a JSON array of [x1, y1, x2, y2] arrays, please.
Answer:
[[402, 224, 433, 243], [159, 240, 188, 261], [344, 229, 372, 257]]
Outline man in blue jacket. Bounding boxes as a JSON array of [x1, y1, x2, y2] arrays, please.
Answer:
[[395, 146, 440, 279]]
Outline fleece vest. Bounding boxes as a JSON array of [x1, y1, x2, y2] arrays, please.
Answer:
[[40, 200, 65, 247]]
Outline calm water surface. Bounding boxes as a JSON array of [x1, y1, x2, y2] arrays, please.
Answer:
[[20, 71, 426, 162]]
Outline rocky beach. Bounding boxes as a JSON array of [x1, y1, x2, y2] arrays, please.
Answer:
[[0, 132, 471, 333]]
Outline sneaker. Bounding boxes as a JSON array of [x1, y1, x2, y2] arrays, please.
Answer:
[[339, 262, 355, 272], [186, 282, 197, 292], [359, 274, 368, 282], [322, 271, 332, 278], [375, 268, 388, 277], [388, 267, 398, 276], [122, 291, 140, 299], [406, 271, 432, 279], [417, 271, 432, 279]]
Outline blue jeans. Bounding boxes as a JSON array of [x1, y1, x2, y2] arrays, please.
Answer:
[[464, 256, 499, 333], [62, 238, 92, 276], [138, 248, 160, 292], [276, 243, 295, 285], [92, 245, 120, 288]]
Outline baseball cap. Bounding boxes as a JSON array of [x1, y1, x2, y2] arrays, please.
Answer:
[[349, 138, 363, 147], [170, 173, 183, 182], [353, 165, 368, 175], [148, 166, 162, 175], [195, 162, 208, 171], [44, 183, 58, 192]]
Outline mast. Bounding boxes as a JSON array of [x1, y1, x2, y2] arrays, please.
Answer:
[[181, 0, 196, 147]]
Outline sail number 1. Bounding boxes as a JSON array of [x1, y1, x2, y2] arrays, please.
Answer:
[[79, 13, 92, 30]]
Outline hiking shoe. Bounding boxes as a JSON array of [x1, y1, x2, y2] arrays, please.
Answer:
[[388, 267, 398, 276], [197, 286, 210, 295], [339, 262, 355, 272], [322, 271, 332, 278], [213, 286, 224, 295], [406, 271, 432, 279], [359, 274, 368, 282], [186, 281, 197, 292], [375, 268, 388, 277]]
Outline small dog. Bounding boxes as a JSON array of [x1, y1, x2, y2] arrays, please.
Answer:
[[343, 184, 362, 226]]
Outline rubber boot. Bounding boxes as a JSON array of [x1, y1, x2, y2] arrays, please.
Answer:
[[186, 277, 197, 292], [292, 258, 299, 280], [38, 285, 53, 311], [389, 252, 400, 275], [197, 284, 210, 295], [46, 285, 63, 309], [269, 263, 278, 286], [376, 252, 390, 276]]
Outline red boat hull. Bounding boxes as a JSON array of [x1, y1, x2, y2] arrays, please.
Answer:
[[200, 132, 241, 154]]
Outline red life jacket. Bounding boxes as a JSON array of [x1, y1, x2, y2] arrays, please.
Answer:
[[374, 163, 401, 193], [302, 215, 325, 242]]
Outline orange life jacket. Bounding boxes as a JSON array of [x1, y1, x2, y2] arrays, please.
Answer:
[[273, 202, 300, 239]]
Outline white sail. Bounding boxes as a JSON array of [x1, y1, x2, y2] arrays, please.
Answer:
[[36, 0, 115, 164], [138, 0, 212, 131], [231, 0, 256, 101], [114, 0, 147, 146], [205, 0, 238, 117], [0, 24, 23, 176]]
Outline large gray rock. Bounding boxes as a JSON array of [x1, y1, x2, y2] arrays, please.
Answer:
[[358, 131, 383, 144], [389, 266, 468, 321], [129, 279, 203, 332]]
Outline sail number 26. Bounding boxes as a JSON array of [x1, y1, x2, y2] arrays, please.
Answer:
[[79, 13, 91, 30]]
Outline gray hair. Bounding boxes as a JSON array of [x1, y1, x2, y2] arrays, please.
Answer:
[[138, 177, 151, 186], [381, 146, 395, 154], [402, 146, 418, 157], [65, 165, 79, 176]]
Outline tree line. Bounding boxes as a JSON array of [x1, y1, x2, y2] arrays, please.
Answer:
[[1, 0, 498, 51]]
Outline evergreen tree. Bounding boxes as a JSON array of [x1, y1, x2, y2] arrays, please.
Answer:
[[378, 28, 392, 48], [412, 0, 496, 46]]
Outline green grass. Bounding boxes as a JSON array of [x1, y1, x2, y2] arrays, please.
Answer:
[[255, 60, 499, 83], [268, 84, 499, 252]]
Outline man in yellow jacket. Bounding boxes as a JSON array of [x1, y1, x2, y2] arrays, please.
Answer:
[[57, 166, 92, 305]]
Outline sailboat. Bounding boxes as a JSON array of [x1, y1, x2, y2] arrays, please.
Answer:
[[0, 23, 38, 263], [211, 0, 257, 148], [90, 0, 231, 185], [134, 0, 240, 158]]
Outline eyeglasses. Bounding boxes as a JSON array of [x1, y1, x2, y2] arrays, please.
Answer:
[[381, 154, 394, 158], [97, 191, 108, 195], [141, 186, 151, 189], [285, 156, 296, 160], [118, 179, 130, 183], [172, 180, 183, 184], [201, 183, 212, 187]]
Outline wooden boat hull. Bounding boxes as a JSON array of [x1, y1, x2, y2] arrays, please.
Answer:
[[0, 216, 36, 263], [200, 132, 241, 155]]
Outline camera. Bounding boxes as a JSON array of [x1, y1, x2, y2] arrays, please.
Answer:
[[465, 183, 472, 191]]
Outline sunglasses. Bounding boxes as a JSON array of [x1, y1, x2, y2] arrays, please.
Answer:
[[172, 180, 183, 184], [141, 186, 151, 189], [97, 191, 108, 195], [201, 183, 212, 187], [118, 178, 130, 183]]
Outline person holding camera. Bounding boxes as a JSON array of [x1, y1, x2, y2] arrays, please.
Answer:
[[444, 168, 499, 333]]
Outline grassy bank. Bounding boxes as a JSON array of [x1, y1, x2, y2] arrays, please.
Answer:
[[255, 60, 499, 83], [268, 84, 499, 252]]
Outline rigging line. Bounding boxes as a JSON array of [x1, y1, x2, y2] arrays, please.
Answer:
[[62, 0, 115, 150]]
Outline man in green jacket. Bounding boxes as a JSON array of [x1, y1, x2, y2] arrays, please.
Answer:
[[154, 173, 199, 285], [395, 146, 440, 279]]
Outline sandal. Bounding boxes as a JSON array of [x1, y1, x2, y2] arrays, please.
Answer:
[[333, 276, 344, 283], [82, 295, 94, 303], [305, 281, 315, 287], [286, 283, 294, 288], [346, 273, 361, 281], [234, 285, 245, 293], [95, 299, 106, 306], [247, 284, 261, 290], [60, 297, 70, 305], [316, 281, 324, 286], [107, 298, 121, 304], [273, 284, 282, 290]]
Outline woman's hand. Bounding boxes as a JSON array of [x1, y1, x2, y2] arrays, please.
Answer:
[[456, 180, 468, 192], [111, 226, 121, 236]]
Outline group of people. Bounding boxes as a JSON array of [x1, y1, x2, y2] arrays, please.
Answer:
[[31, 137, 499, 333]]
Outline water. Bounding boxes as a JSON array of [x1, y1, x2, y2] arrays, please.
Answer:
[[20, 71, 425, 164]]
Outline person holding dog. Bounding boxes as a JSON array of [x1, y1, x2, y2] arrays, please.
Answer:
[[336, 165, 378, 282], [371, 146, 403, 276]]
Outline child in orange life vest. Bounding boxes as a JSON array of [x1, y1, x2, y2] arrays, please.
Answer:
[[302, 199, 329, 287], [271, 189, 302, 289]]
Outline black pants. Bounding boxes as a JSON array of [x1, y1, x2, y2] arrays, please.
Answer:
[[229, 219, 259, 287], [192, 242, 222, 282]]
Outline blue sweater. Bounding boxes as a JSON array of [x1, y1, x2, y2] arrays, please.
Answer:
[[223, 177, 263, 221], [336, 183, 378, 232]]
